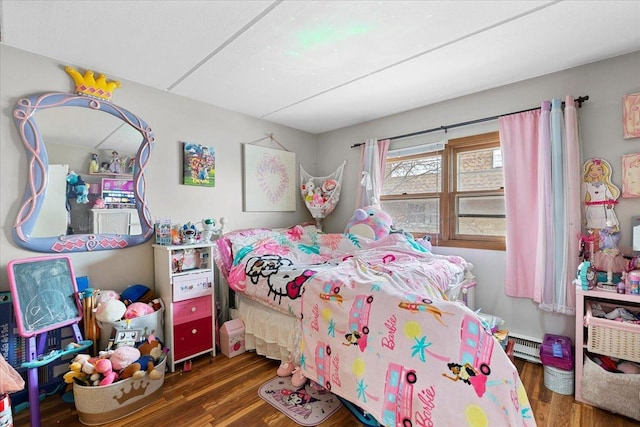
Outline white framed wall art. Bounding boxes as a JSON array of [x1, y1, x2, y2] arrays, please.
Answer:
[[243, 144, 296, 212]]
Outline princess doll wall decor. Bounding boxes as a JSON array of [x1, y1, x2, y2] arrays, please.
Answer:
[[582, 158, 620, 232]]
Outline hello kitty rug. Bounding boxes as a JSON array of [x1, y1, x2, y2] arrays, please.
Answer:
[[258, 376, 342, 426]]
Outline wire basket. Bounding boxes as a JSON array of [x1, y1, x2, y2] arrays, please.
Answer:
[[543, 365, 574, 395]]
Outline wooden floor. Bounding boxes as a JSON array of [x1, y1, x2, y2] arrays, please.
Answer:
[[12, 352, 639, 427]]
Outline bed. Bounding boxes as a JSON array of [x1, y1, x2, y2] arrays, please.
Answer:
[[213, 224, 535, 426]]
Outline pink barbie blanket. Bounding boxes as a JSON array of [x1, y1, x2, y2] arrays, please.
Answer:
[[298, 259, 536, 427]]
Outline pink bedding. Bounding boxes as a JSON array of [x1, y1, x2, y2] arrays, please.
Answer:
[[214, 225, 535, 426], [299, 258, 535, 426], [216, 225, 467, 317]]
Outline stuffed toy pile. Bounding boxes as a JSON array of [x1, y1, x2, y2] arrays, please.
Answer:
[[93, 284, 162, 325], [64, 335, 166, 388], [65, 284, 167, 388]]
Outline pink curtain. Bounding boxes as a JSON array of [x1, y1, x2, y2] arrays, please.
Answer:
[[356, 138, 390, 208], [499, 110, 541, 299], [499, 98, 579, 314]]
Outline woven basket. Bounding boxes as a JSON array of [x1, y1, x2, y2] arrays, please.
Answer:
[[586, 301, 640, 363], [73, 358, 166, 425], [543, 365, 574, 395]]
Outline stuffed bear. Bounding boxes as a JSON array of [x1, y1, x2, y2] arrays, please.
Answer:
[[344, 205, 393, 240]]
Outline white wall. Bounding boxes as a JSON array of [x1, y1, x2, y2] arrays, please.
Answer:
[[0, 45, 317, 292], [317, 50, 640, 341], [2, 43, 639, 342]]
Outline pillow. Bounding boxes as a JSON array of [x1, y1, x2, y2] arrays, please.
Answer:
[[212, 228, 271, 281], [344, 205, 393, 240]]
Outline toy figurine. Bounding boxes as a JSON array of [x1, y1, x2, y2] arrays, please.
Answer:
[[109, 151, 122, 174], [89, 153, 99, 174], [200, 218, 216, 242]]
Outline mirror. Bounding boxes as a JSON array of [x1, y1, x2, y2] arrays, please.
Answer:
[[12, 92, 155, 252]]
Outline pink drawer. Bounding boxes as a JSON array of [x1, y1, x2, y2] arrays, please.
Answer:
[[173, 296, 211, 325], [173, 317, 213, 361], [172, 271, 212, 302]]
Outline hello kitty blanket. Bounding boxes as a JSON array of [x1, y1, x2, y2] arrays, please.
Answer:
[[216, 225, 467, 318]]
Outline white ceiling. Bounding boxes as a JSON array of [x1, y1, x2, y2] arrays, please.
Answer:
[[2, 0, 640, 134]]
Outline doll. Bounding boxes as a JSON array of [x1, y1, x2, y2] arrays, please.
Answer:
[[109, 150, 122, 174], [582, 158, 620, 231], [88, 153, 99, 174]]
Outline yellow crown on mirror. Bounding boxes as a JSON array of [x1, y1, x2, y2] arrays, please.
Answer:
[[65, 66, 121, 101]]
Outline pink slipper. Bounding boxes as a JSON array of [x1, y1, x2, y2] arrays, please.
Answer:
[[277, 361, 295, 377], [291, 367, 307, 387], [309, 380, 324, 391]]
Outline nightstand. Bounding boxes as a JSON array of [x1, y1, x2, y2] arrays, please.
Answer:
[[153, 243, 216, 372]]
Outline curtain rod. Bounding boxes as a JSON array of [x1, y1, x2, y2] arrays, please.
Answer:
[[350, 95, 589, 148]]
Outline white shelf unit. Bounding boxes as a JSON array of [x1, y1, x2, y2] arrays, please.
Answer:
[[153, 243, 216, 372]]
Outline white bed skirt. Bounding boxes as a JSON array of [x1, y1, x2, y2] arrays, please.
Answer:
[[230, 294, 300, 363]]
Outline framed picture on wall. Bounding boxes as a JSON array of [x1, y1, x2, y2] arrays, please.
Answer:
[[623, 93, 640, 139], [243, 144, 296, 211], [622, 153, 640, 198], [182, 142, 216, 187]]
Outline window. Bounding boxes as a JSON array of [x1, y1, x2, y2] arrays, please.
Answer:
[[381, 131, 505, 250]]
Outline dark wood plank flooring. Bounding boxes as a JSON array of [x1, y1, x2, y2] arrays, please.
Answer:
[[11, 352, 639, 426]]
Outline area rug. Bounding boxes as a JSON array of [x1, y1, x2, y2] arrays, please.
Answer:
[[258, 376, 342, 426]]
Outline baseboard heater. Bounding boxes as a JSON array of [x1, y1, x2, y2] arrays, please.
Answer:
[[509, 333, 542, 363]]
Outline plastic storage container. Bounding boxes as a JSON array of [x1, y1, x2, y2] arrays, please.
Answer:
[[540, 334, 573, 370]]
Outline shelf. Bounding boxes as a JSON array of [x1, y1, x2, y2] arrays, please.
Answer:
[[152, 243, 213, 251], [577, 287, 640, 304], [89, 172, 133, 178], [171, 268, 212, 278]]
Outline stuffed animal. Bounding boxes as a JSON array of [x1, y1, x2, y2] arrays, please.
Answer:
[[120, 284, 156, 306], [75, 175, 89, 204], [301, 181, 315, 202], [94, 298, 127, 323], [136, 335, 164, 380], [344, 205, 393, 240], [94, 290, 120, 306], [108, 346, 140, 371], [66, 171, 89, 204], [124, 302, 155, 319], [95, 358, 117, 386], [120, 335, 164, 381], [63, 354, 99, 386], [322, 179, 337, 196]]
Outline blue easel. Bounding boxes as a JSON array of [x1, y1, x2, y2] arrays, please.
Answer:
[[8, 256, 92, 427]]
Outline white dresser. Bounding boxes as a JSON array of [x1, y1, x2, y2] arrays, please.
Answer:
[[91, 208, 141, 235]]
